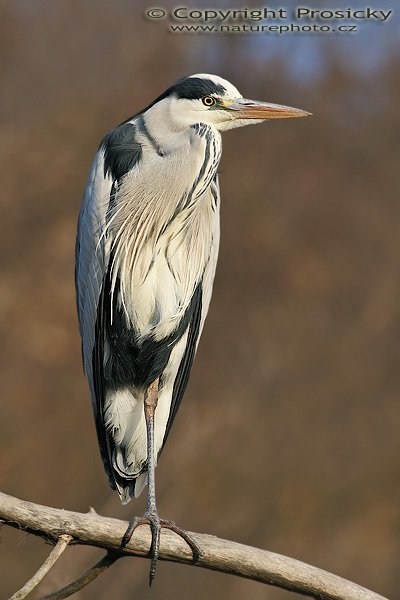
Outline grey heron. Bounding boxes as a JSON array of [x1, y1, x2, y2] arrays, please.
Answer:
[[75, 73, 310, 583]]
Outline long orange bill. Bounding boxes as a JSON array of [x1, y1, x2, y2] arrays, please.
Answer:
[[228, 98, 311, 119]]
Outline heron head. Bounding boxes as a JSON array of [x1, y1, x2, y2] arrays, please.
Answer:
[[144, 73, 310, 132]]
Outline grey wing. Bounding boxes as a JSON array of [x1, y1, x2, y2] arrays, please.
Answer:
[[76, 149, 112, 401], [75, 148, 116, 483], [76, 123, 143, 490], [162, 175, 220, 449]]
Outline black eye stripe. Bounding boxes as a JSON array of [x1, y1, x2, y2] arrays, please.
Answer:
[[172, 78, 226, 100], [129, 76, 228, 120]]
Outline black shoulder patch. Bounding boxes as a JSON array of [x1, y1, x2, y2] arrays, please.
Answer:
[[101, 122, 142, 181]]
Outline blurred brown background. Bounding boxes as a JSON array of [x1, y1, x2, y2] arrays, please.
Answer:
[[1, 0, 399, 598]]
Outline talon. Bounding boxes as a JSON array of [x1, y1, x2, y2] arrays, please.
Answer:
[[148, 514, 161, 586], [121, 516, 149, 549]]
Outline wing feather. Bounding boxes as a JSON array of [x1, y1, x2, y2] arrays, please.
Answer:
[[76, 122, 142, 488], [76, 149, 111, 392]]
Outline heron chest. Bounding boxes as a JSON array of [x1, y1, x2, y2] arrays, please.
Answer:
[[109, 126, 221, 341]]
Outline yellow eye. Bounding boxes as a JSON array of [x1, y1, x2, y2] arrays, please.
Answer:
[[202, 96, 216, 107]]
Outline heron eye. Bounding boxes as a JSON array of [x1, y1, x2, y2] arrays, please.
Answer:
[[202, 96, 216, 107]]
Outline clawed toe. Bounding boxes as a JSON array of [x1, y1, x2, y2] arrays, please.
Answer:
[[121, 513, 202, 585], [121, 515, 149, 549], [158, 519, 203, 561]]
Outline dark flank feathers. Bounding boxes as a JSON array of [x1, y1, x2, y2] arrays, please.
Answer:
[[91, 269, 117, 489], [102, 269, 202, 390], [92, 260, 203, 488], [162, 283, 203, 452]]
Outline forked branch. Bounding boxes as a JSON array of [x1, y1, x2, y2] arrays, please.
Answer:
[[0, 491, 388, 600]]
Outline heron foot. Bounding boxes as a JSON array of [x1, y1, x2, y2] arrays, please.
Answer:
[[121, 511, 203, 585]]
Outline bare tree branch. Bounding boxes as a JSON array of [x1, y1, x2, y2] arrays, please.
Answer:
[[0, 491, 388, 600], [9, 534, 72, 600], [42, 552, 119, 600]]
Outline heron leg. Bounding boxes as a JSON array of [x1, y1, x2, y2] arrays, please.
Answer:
[[121, 378, 202, 585]]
